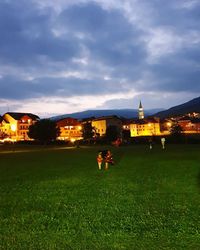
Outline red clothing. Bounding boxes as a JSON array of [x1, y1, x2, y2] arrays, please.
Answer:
[[97, 154, 103, 163], [105, 152, 113, 164]]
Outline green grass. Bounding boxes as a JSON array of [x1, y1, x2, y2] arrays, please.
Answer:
[[0, 145, 200, 249]]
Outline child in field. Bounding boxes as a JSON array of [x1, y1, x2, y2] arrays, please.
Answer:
[[97, 152, 103, 170], [105, 150, 114, 170]]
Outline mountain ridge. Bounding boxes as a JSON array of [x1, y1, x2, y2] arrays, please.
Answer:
[[50, 96, 200, 121], [155, 96, 200, 118], [51, 108, 163, 120]]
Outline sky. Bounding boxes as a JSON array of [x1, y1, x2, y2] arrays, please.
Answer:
[[0, 0, 200, 117]]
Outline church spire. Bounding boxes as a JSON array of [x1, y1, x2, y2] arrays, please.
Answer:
[[138, 100, 144, 119]]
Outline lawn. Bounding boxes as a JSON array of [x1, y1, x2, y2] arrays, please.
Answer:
[[0, 144, 200, 249]]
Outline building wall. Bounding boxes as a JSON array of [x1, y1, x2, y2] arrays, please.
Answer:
[[92, 117, 122, 137], [2, 114, 38, 141], [56, 118, 82, 141], [0, 120, 10, 137], [130, 122, 160, 137], [17, 115, 36, 140], [178, 120, 200, 133], [92, 120, 106, 136], [3, 114, 18, 140], [130, 124, 138, 137]]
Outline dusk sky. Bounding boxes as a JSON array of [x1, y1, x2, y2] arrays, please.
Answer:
[[0, 0, 200, 117]]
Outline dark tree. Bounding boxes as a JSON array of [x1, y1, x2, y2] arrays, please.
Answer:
[[170, 123, 183, 136], [28, 119, 60, 143], [81, 122, 95, 140], [122, 130, 130, 140], [106, 125, 120, 142]]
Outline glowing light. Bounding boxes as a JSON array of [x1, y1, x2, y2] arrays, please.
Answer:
[[0, 138, 16, 142], [167, 122, 172, 127], [70, 138, 75, 143], [11, 124, 16, 132]]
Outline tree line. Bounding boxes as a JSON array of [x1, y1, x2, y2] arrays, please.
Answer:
[[28, 119, 122, 143]]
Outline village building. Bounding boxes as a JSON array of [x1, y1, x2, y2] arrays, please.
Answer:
[[1, 112, 39, 141], [0, 116, 9, 139], [56, 117, 82, 142], [129, 117, 161, 137], [159, 119, 173, 135], [122, 119, 131, 131], [177, 117, 200, 134], [91, 116, 122, 137], [187, 112, 200, 118], [1, 101, 199, 143], [128, 102, 161, 137]]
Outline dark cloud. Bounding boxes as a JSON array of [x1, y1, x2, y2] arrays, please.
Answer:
[[0, 1, 79, 65], [59, 3, 107, 33], [0, 0, 199, 113], [144, 0, 200, 31], [0, 75, 129, 100], [141, 46, 200, 93], [58, 3, 146, 66]]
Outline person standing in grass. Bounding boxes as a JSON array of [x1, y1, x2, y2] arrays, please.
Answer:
[[105, 150, 114, 170], [149, 137, 153, 149], [97, 152, 103, 170], [161, 137, 166, 149]]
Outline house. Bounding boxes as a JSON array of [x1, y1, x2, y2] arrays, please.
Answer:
[[159, 119, 173, 135], [130, 117, 161, 137], [2, 112, 39, 141], [91, 116, 122, 137], [125, 101, 161, 137], [56, 117, 82, 141], [178, 117, 200, 133], [0, 115, 10, 139]]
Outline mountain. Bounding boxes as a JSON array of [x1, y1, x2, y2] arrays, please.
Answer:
[[51, 108, 163, 121], [155, 96, 200, 118]]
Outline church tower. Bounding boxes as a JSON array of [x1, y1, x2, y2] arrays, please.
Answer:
[[138, 100, 144, 119]]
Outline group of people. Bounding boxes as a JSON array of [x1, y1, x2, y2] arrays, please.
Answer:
[[97, 137, 166, 170], [149, 137, 166, 149], [97, 150, 114, 170]]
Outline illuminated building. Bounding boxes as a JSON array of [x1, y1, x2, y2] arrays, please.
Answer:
[[130, 118, 161, 137], [159, 119, 172, 135], [92, 116, 122, 137], [177, 117, 200, 133], [129, 101, 161, 136], [56, 117, 82, 141], [187, 112, 200, 118], [1, 112, 39, 141], [0, 115, 10, 139]]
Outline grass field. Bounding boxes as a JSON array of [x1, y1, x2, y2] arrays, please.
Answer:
[[0, 144, 200, 249]]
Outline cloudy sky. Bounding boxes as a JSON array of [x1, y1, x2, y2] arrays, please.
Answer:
[[0, 0, 200, 117]]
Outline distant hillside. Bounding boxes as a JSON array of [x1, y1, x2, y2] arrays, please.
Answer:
[[51, 108, 163, 121], [155, 96, 200, 118]]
